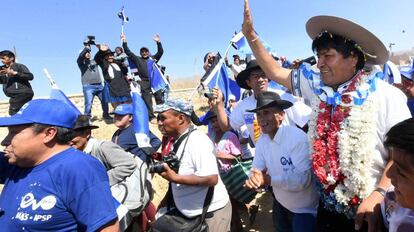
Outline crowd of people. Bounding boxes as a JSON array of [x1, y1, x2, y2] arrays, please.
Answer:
[[1, 0, 414, 231]]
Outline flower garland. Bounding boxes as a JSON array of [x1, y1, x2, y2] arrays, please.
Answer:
[[308, 71, 378, 218]]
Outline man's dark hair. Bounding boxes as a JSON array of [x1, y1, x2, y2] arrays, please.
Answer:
[[311, 32, 365, 70], [31, 124, 75, 144], [384, 118, 414, 155], [0, 50, 15, 59], [140, 47, 149, 53]]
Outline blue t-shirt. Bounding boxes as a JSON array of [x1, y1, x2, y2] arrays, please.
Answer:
[[0, 148, 117, 232]]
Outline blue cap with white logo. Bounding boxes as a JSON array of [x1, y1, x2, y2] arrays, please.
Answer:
[[0, 99, 80, 128], [110, 104, 133, 115]]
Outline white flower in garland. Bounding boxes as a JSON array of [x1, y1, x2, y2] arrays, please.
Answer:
[[337, 95, 378, 204]]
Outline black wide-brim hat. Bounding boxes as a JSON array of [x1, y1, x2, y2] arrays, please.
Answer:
[[247, 91, 293, 113], [236, 60, 262, 90], [73, 115, 99, 130], [306, 15, 388, 65]]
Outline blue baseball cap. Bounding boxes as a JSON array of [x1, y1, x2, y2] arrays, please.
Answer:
[[110, 104, 133, 115], [0, 99, 80, 128]]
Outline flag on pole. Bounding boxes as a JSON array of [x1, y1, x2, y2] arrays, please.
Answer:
[[147, 60, 170, 93], [230, 31, 272, 54], [118, 6, 129, 25], [130, 82, 152, 149], [201, 54, 240, 107], [231, 31, 253, 55], [43, 68, 81, 114]]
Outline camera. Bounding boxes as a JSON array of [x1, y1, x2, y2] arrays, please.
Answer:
[[148, 152, 181, 173], [83, 35, 96, 46]]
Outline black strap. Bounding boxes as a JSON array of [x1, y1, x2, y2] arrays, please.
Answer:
[[200, 186, 214, 222], [171, 128, 195, 155], [167, 184, 214, 221]]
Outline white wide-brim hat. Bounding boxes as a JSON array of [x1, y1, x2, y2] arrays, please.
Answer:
[[306, 15, 389, 65]]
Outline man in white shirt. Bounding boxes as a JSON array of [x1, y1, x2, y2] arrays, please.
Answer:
[[242, 0, 411, 231], [225, 54, 247, 79], [245, 91, 318, 232], [153, 99, 231, 232]]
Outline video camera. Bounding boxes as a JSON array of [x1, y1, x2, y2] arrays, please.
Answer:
[[83, 35, 97, 46], [148, 152, 180, 174]]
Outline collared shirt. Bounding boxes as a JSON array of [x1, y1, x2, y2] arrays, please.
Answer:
[[293, 67, 412, 182], [253, 125, 319, 214]]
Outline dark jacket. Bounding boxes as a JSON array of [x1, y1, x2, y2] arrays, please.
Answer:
[[77, 48, 102, 85], [112, 124, 161, 161], [94, 50, 130, 97], [122, 42, 163, 81], [0, 63, 34, 97]]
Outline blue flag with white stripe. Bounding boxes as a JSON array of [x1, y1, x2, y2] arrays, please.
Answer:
[[383, 61, 401, 84], [49, 84, 81, 114], [230, 31, 272, 54], [147, 59, 169, 92], [130, 82, 152, 148], [44, 68, 81, 114], [202, 57, 240, 107], [118, 6, 129, 25]]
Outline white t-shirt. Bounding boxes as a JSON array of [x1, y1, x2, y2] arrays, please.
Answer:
[[230, 63, 246, 77], [229, 88, 310, 146], [172, 129, 229, 217], [294, 68, 412, 182], [252, 125, 319, 214]]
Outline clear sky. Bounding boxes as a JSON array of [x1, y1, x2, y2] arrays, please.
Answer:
[[1, 0, 413, 100]]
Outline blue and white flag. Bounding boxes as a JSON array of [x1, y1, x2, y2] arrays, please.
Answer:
[[130, 82, 152, 148], [231, 31, 251, 54], [118, 6, 129, 25], [43, 68, 81, 114], [382, 61, 401, 84], [128, 58, 138, 73], [202, 57, 240, 107], [147, 59, 170, 93], [230, 31, 272, 54]]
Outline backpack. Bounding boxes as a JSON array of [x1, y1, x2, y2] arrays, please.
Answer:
[[92, 140, 152, 217]]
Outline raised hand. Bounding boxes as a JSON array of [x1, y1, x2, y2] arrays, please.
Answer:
[[120, 33, 127, 43], [153, 34, 161, 42], [242, 0, 257, 40]]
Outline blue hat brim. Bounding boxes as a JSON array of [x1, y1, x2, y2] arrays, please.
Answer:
[[0, 116, 35, 127]]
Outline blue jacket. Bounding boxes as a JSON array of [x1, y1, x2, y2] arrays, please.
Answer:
[[112, 124, 161, 161]]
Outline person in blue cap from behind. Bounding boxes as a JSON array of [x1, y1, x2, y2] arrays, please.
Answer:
[[0, 99, 119, 232], [111, 103, 161, 162]]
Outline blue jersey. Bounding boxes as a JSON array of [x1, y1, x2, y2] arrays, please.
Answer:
[[0, 148, 117, 232]]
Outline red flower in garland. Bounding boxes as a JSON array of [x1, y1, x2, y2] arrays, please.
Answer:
[[311, 72, 363, 189]]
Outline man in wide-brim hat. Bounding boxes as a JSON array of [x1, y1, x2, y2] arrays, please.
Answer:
[[242, 0, 411, 231], [244, 91, 319, 232]]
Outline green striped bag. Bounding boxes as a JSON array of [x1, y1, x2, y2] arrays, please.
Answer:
[[220, 158, 257, 204]]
